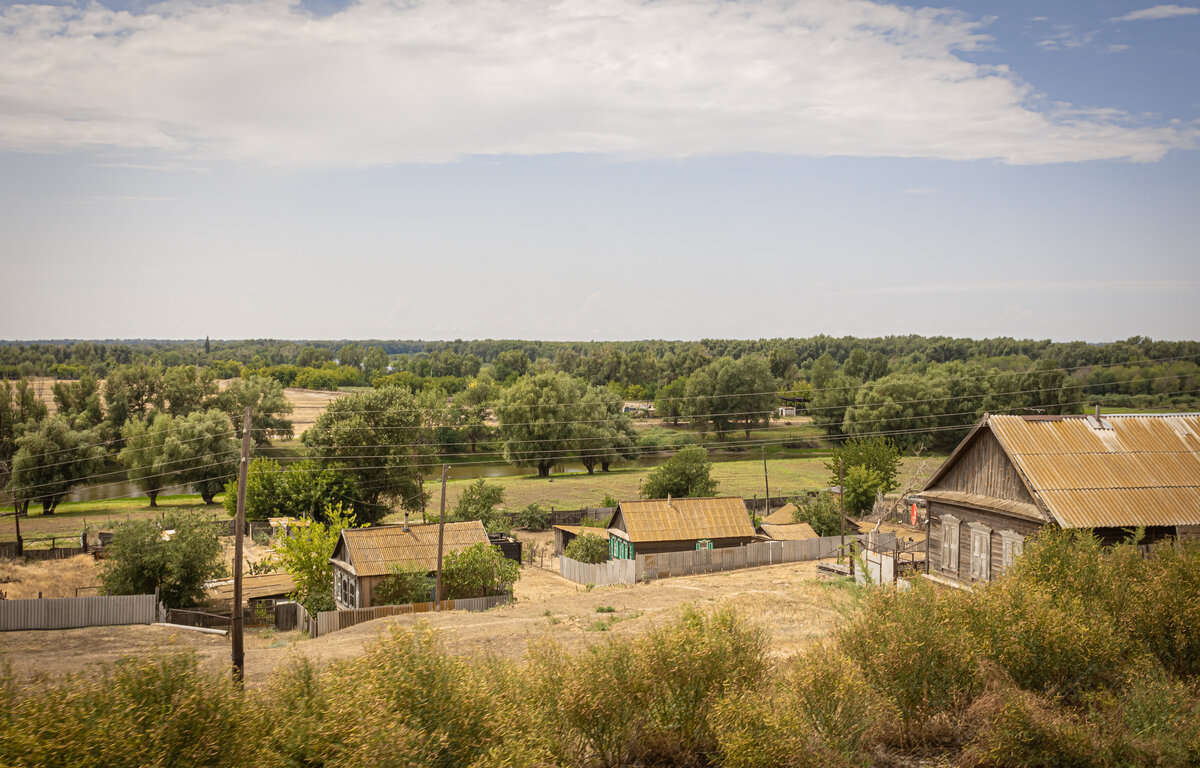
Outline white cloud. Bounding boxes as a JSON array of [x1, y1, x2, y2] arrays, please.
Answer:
[[0, 0, 1194, 167], [1110, 5, 1199, 22]]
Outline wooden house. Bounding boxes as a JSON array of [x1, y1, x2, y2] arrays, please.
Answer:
[[919, 413, 1200, 588], [606, 497, 757, 560], [329, 520, 489, 609]]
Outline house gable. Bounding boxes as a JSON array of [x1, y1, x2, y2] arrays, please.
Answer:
[[927, 426, 1038, 507]]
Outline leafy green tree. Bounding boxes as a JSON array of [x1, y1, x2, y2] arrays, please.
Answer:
[[337, 343, 364, 371], [454, 479, 509, 534], [275, 503, 355, 613], [514, 503, 550, 531], [440, 542, 520, 599], [51, 373, 104, 429], [99, 515, 226, 608], [161, 366, 218, 417], [374, 563, 432, 606], [685, 356, 777, 439], [843, 465, 885, 516], [825, 436, 901, 494], [496, 372, 587, 477], [654, 376, 688, 425], [7, 417, 106, 515], [362, 346, 390, 381], [104, 364, 164, 433], [809, 354, 860, 436], [0, 379, 47, 492], [641, 446, 719, 499], [575, 385, 636, 474], [222, 457, 286, 520], [304, 388, 430, 522], [449, 376, 496, 452], [217, 376, 294, 445], [118, 414, 175, 507], [171, 410, 239, 504], [793, 491, 842, 536], [841, 371, 941, 449], [563, 533, 609, 564], [492, 349, 530, 382]]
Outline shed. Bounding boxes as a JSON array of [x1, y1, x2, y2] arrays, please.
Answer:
[[760, 503, 800, 525], [918, 413, 1200, 588], [606, 496, 757, 559], [553, 524, 611, 556], [758, 522, 819, 541], [329, 521, 489, 609], [206, 572, 296, 606]]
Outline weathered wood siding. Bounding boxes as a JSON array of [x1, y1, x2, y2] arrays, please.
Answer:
[[928, 501, 1042, 586], [560, 556, 637, 586], [629, 536, 757, 558], [930, 429, 1036, 505], [313, 593, 511, 638]]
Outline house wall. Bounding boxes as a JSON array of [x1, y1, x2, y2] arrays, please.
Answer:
[[630, 536, 757, 557], [927, 501, 1042, 586], [930, 429, 1037, 505]]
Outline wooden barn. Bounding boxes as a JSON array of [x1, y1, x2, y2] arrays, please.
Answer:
[[918, 413, 1200, 589], [329, 520, 489, 609], [606, 496, 757, 560]]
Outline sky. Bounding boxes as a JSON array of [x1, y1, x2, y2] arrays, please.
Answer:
[[0, 0, 1197, 343]]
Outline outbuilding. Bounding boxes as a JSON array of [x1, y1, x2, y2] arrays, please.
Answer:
[[329, 520, 489, 609], [918, 412, 1200, 589], [606, 496, 757, 560]]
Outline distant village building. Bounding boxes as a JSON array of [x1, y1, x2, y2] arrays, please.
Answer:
[[919, 413, 1200, 589], [552, 524, 611, 556], [329, 520, 488, 609], [606, 497, 757, 559]]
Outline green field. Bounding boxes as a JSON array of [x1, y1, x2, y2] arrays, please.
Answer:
[[0, 453, 939, 543]]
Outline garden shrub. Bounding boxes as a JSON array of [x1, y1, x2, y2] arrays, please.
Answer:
[[374, 562, 432, 606], [959, 677, 1097, 768], [514, 503, 550, 531], [563, 533, 608, 564]]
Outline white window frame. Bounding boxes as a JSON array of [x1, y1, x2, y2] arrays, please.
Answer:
[[940, 515, 960, 574], [1000, 531, 1024, 574], [968, 523, 992, 582]]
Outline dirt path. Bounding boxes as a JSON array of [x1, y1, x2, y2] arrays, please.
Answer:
[[1, 555, 859, 687]]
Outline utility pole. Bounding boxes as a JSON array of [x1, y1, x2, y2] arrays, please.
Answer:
[[231, 406, 252, 684], [434, 464, 448, 611], [761, 447, 771, 518], [839, 457, 846, 562]]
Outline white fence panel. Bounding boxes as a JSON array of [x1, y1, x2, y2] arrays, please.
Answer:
[[0, 594, 158, 631], [559, 556, 636, 587], [628, 534, 882, 582]]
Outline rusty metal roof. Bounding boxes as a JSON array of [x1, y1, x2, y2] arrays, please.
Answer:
[[919, 489, 1045, 522], [552, 525, 611, 540], [759, 522, 818, 540], [616, 497, 756, 543], [986, 414, 1200, 528], [334, 521, 489, 577], [761, 503, 800, 525]]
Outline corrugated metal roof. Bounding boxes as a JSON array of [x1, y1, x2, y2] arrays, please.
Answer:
[[552, 525, 611, 540], [760, 522, 818, 540], [616, 497, 756, 543], [336, 521, 489, 577], [761, 503, 800, 525], [988, 414, 1200, 528], [920, 489, 1045, 522]]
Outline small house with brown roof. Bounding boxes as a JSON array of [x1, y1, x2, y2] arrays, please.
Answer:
[[759, 522, 819, 541], [606, 496, 757, 560], [918, 413, 1200, 589], [329, 520, 489, 609]]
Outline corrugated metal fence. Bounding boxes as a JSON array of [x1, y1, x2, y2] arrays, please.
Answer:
[[311, 593, 512, 639], [0, 593, 159, 631], [558, 533, 897, 586]]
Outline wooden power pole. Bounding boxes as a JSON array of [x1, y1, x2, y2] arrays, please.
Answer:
[[761, 447, 771, 518], [838, 457, 846, 557], [231, 406, 252, 684], [434, 464, 448, 611]]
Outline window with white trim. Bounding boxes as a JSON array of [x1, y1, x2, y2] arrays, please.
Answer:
[[968, 523, 991, 582], [1000, 531, 1025, 574], [941, 515, 960, 574]]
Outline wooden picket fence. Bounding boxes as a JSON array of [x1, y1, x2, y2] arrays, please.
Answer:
[[559, 556, 636, 587], [0, 593, 159, 631], [310, 593, 512, 639]]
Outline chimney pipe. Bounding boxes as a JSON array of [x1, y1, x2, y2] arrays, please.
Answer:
[[1094, 404, 1101, 420], [402, 512, 410, 532]]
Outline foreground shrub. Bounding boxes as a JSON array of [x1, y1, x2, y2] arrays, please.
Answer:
[[966, 580, 1128, 702], [514, 502, 550, 531], [959, 676, 1097, 768], [837, 581, 981, 742], [1120, 542, 1200, 679], [563, 533, 609, 564], [0, 653, 248, 768]]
